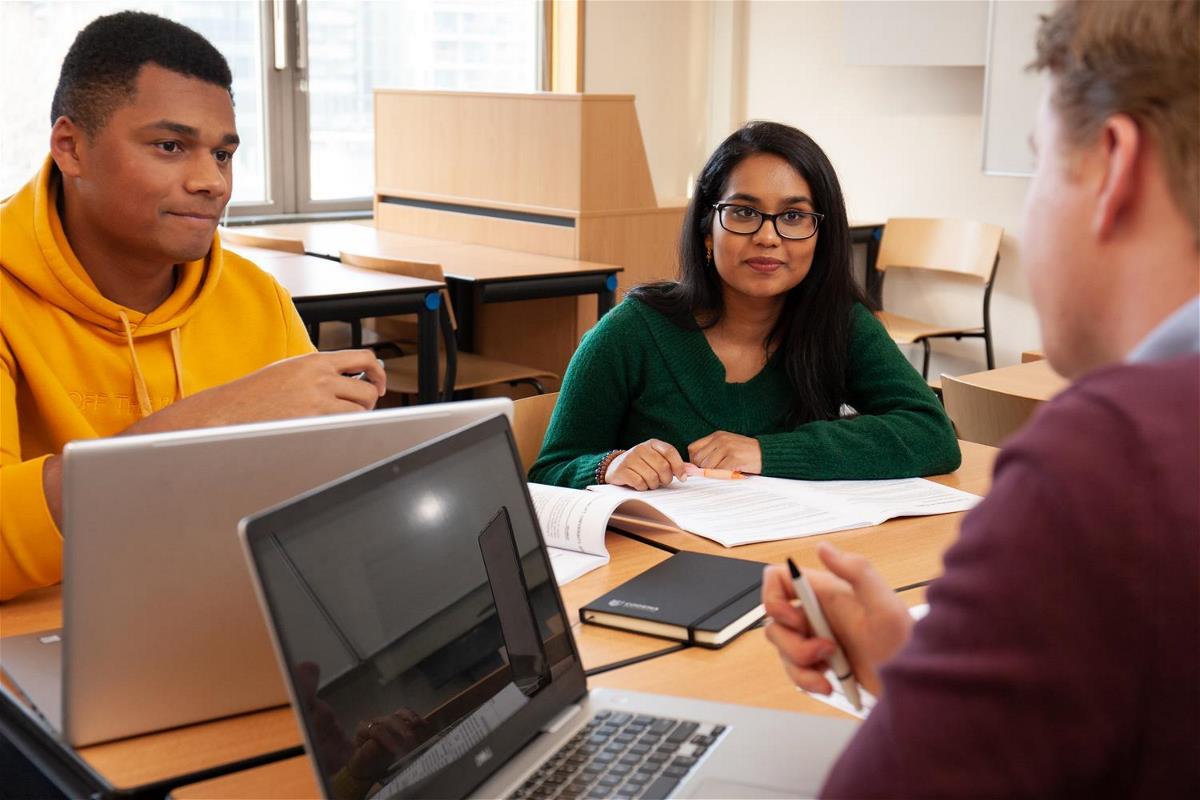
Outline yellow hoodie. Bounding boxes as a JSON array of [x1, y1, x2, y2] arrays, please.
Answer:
[[1, 158, 314, 600]]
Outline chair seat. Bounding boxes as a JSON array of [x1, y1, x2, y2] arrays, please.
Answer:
[[384, 352, 557, 394], [875, 311, 984, 344]]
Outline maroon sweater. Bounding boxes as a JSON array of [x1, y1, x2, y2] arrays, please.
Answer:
[[823, 355, 1200, 799]]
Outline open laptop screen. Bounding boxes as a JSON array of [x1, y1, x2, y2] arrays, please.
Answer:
[[243, 417, 585, 799]]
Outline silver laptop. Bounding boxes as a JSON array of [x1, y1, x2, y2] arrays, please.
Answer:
[[0, 398, 512, 747], [240, 415, 857, 800]]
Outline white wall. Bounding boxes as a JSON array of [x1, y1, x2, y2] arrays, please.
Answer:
[[584, 0, 713, 203], [584, 0, 1043, 374]]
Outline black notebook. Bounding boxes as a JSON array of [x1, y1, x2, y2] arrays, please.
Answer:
[[579, 551, 765, 648]]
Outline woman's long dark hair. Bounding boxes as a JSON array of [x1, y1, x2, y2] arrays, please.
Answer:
[[628, 120, 866, 427]]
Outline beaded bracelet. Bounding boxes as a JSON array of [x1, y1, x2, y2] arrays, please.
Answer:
[[595, 449, 626, 485]]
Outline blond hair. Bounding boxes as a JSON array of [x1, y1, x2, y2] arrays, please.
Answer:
[[1032, 0, 1200, 244]]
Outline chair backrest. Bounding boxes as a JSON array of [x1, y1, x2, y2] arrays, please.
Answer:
[[338, 251, 445, 283], [339, 250, 457, 330], [941, 373, 1042, 448], [876, 218, 1003, 281], [512, 392, 559, 472], [218, 227, 306, 254]]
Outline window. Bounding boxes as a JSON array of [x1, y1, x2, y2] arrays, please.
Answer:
[[1, 0, 267, 206], [1, 0, 543, 216], [300, 0, 541, 206]]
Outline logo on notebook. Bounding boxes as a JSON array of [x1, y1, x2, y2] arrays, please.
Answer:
[[608, 599, 659, 612], [474, 747, 494, 767]]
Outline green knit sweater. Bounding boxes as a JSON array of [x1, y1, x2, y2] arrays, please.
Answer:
[[529, 297, 961, 488]]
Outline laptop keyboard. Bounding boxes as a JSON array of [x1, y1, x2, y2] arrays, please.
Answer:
[[510, 710, 726, 800]]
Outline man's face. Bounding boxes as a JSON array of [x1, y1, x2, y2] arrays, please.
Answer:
[[66, 63, 238, 265], [1022, 88, 1105, 379]]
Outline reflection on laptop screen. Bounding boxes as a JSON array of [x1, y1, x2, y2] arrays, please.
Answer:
[[245, 421, 578, 799]]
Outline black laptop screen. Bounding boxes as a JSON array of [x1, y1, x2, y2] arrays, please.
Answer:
[[245, 419, 583, 799]]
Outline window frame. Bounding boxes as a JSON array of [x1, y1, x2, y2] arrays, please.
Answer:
[[229, 0, 552, 221]]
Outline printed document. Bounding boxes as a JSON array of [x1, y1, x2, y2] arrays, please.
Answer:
[[587, 476, 980, 547], [530, 467, 979, 585]]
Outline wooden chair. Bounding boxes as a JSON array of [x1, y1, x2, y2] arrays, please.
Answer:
[[340, 251, 557, 402], [940, 373, 1042, 447], [217, 227, 306, 254], [512, 392, 560, 472], [871, 218, 1004, 380]]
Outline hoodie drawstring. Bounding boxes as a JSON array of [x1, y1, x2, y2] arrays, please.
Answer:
[[118, 311, 185, 418], [170, 328, 185, 401]]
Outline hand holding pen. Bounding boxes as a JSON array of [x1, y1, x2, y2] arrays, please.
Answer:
[[760, 544, 914, 702]]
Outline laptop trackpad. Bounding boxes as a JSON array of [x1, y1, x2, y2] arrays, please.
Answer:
[[0, 630, 64, 731], [681, 777, 811, 799]]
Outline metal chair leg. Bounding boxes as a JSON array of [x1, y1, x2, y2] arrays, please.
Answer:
[[510, 378, 547, 395]]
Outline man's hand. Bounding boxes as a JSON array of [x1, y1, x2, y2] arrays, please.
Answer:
[[605, 439, 687, 490], [131, 349, 387, 433], [190, 349, 387, 424], [762, 543, 913, 698], [687, 431, 762, 473], [42, 350, 388, 529]]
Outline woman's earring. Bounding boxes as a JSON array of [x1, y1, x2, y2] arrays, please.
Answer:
[[705, 246, 713, 267]]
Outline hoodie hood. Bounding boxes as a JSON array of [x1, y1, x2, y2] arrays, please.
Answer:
[[1, 156, 223, 338]]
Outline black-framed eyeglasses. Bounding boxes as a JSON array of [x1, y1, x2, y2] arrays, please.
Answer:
[[712, 203, 823, 241]]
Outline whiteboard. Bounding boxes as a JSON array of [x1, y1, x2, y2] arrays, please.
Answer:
[[982, 0, 1055, 176]]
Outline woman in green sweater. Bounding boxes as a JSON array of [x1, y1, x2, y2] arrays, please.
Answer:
[[530, 121, 960, 490]]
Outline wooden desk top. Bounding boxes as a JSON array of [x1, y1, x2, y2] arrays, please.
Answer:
[[615, 441, 996, 590], [173, 633, 849, 799], [176, 590, 931, 800], [1020, 349, 1047, 363], [0, 535, 666, 792], [588, 584, 934, 722], [954, 360, 1067, 402], [226, 244, 443, 301], [171, 535, 676, 800], [167, 452, 988, 800], [11, 446, 994, 795], [233, 222, 623, 283]]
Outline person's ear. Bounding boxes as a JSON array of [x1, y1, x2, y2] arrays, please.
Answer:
[[50, 116, 86, 179], [1092, 114, 1141, 241]]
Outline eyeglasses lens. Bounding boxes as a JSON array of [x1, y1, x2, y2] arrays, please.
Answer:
[[719, 206, 816, 239]]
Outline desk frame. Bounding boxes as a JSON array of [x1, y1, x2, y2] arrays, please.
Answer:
[[292, 291, 440, 404], [449, 271, 618, 353]]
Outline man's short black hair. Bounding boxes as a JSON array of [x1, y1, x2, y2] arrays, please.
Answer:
[[50, 10, 233, 136]]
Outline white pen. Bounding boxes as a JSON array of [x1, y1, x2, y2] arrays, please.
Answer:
[[787, 557, 863, 711]]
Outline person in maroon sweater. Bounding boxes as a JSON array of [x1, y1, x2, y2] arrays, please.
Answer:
[[762, 1, 1200, 797]]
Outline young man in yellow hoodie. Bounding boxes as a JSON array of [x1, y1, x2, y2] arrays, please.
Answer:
[[0, 12, 387, 600]]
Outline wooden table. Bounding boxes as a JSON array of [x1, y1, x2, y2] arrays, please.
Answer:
[[0, 535, 667, 799], [226, 244, 446, 404], [6, 448, 993, 798], [169, 518, 960, 800], [953, 359, 1067, 402], [231, 222, 623, 357]]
